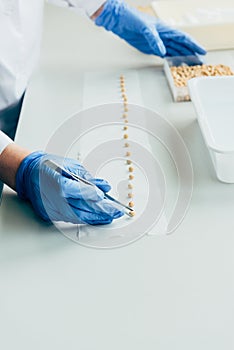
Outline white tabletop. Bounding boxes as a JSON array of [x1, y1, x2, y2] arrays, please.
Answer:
[[1, 4, 234, 349]]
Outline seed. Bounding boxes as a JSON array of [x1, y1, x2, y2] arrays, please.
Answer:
[[122, 113, 127, 118], [128, 193, 133, 198], [126, 159, 131, 164], [123, 126, 128, 130], [122, 93, 126, 99], [123, 97, 127, 102], [129, 211, 135, 217], [124, 120, 128, 123], [126, 151, 131, 157], [129, 166, 134, 172], [129, 201, 134, 207], [121, 88, 126, 93], [125, 143, 129, 147], [124, 107, 128, 112], [129, 174, 134, 180], [128, 183, 133, 189], [123, 134, 128, 139]]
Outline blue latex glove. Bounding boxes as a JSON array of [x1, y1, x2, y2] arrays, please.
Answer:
[[95, 0, 206, 57], [16, 152, 124, 225]]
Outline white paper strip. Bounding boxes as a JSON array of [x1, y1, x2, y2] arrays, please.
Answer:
[[56, 70, 168, 248]]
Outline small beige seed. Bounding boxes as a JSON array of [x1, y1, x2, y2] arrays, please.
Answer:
[[129, 174, 134, 180], [124, 120, 128, 123], [123, 126, 128, 130], [126, 151, 131, 157], [129, 166, 134, 172], [129, 211, 135, 217], [122, 113, 127, 118], [126, 159, 132, 165], [124, 107, 128, 112], [129, 201, 134, 208], [128, 193, 133, 198], [128, 183, 133, 189], [123, 134, 128, 139], [125, 143, 129, 147]]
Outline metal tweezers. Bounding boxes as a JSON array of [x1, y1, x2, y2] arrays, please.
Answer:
[[44, 160, 133, 216]]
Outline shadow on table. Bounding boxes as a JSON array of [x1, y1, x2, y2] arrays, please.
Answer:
[[0, 190, 73, 264]]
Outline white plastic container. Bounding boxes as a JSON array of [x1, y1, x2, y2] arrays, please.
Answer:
[[188, 76, 234, 183], [151, 0, 234, 51]]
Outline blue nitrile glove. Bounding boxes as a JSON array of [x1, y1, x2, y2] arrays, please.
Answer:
[[16, 152, 124, 225], [95, 0, 206, 57]]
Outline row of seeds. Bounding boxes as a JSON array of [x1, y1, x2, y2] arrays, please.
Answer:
[[119, 75, 135, 217]]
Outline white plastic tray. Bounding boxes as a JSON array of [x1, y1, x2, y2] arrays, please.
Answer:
[[164, 53, 234, 102], [164, 55, 203, 102], [188, 76, 234, 183]]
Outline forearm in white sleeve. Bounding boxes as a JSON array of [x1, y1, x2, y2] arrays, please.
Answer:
[[47, 0, 106, 17], [0, 131, 13, 155]]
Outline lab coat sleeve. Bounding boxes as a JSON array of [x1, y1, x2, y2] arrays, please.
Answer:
[[0, 131, 13, 155], [47, 0, 106, 17]]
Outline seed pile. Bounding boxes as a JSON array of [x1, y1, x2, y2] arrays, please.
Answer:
[[170, 64, 234, 88], [119, 74, 135, 217]]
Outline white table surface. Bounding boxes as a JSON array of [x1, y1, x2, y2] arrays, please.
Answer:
[[1, 4, 234, 350]]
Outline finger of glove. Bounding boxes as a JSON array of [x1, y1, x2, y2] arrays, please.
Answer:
[[61, 177, 105, 201], [156, 22, 207, 55], [162, 32, 206, 55], [82, 216, 114, 225], [165, 44, 195, 57], [68, 197, 124, 220], [89, 178, 112, 193], [165, 46, 205, 66], [42, 155, 94, 182], [182, 36, 206, 55], [67, 199, 123, 225], [143, 26, 166, 57], [63, 160, 93, 180], [89, 198, 124, 219], [41, 187, 115, 225], [165, 46, 184, 57], [67, 206, 114, 225]]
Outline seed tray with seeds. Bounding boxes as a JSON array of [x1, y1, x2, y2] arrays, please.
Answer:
[[164, 55, 234, 102]]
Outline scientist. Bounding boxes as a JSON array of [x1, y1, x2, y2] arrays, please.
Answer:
[[0, 0, 206, 225]]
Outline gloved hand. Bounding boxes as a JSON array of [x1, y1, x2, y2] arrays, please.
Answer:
[[95, 0, 206, 57], [16, 151, 124, 225]]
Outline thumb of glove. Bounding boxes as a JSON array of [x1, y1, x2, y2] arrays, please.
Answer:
[[89, 178, 111, 193], [143, 25, 166, 57]]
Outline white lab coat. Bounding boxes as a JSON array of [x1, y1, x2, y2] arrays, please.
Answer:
[[0, 0, 105, 153]]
